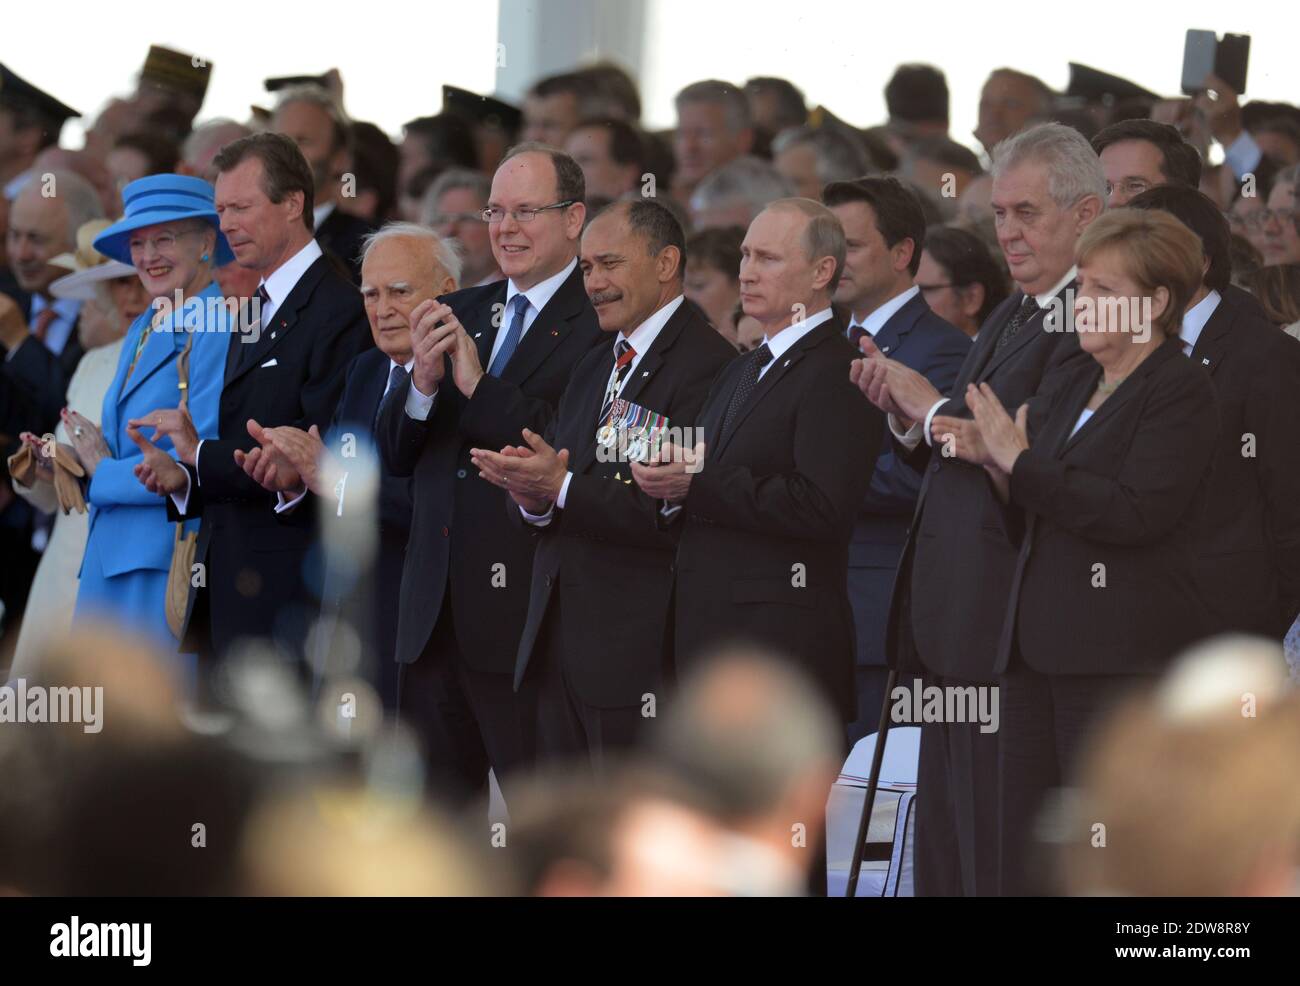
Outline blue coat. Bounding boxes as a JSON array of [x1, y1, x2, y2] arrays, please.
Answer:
[[74, 281, 228, 649]]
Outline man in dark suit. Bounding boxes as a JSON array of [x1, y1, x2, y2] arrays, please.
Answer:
[[470, 199, 735, 770], [232, 224, 460, 711], [634, 197, 881, 724], [272, 86, 375, 283], [377, 143, 603, 804], [635, 197, 880, 896], [852, 123, 1104, 895], [1129, 185, 1300, 639], [130, 133, 369, 671], [824, 176, 971, 746]]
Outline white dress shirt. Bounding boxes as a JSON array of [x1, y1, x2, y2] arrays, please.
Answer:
[[1179, 289, 1221, 357], [172, 238, 325, 513], [406, 256, 579, 421], [847, 285, 920, 339], [891, 267, 1078, 450], [521, 295, 685, 525], [7, 295, 82, 363], [759, 306, 834, 380]]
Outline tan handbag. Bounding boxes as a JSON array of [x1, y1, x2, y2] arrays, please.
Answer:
[[165, 334, 198, 639]]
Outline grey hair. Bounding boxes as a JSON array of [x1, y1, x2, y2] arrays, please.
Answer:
[[770, 125, 871, 187], [419, 168, 491, 225], [272, 85, 350, 151], [675, 80, 751, 133], [690, 156, 795, 221], [991, 122, 1106, 209], [28, 170, 104, 238], [360, 221, 462, 289]]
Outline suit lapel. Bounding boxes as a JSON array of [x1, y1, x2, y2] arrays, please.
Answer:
[[571, 344, 618, 474], [1059, 340, 1179, 456], [467, 282, 507, 369], [1188, 292, 1234, 376], [500, 263, 585, 386], [229, 257, 329, 384], [870, 292, 926, 357], [714, 316, 836, 459]]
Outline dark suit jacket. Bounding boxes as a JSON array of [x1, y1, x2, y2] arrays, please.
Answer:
[[1000, 338, 1219, 675], [169, 254, 370, 658], [315, 207, 375, 285], [884, 282, 1089, 682], [1186, 289, 1300, 637], [846, 291, 970, 668], [377, 261, 604, 673], [671, 313, 884, 721], [512, 298, 736, 706], [318, 347, 414, 671], [3, 313, 83, 434]]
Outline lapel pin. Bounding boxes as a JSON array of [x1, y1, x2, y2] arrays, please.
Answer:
[[881, 346, 891, 354], [1202, 357, 1210, 365], [474, 332, 482, 339], [641, 370, 650, 376], [783, 359, 791, 367], [550, 328, 559, 336]]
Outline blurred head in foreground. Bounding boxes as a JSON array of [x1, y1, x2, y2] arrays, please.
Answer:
[[1064, 636, 1300, 897]]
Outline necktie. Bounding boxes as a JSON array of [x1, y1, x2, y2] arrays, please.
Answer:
[[848, 324, 868, 351], [597, 339, 637, 426], [255, 284, 271, 326], [993, 294, 1042, 352], [489, 293, 530, 377], [375, 364, 409, 429], [31, 306, 56, 345], [719, 342, 773, 442]]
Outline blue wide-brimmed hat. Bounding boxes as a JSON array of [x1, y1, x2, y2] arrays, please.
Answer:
[[93, 173, 235, 267]]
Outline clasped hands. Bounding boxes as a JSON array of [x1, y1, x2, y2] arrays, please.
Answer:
[[409, 299, 485, 400]]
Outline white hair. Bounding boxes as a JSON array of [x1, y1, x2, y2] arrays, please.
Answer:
[[360, 222, 462, 289], [991, 122, 1106, 209]]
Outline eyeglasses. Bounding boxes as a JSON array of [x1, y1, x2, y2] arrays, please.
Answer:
[[481, 200, 577, 224], [1105, 179, 1152, 199], [127, 229, 201, 254], [1230, 208, 1300, 229]]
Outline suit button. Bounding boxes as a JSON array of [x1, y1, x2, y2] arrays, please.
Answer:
[[442, 526, 449, 537], [930, 461, 940, 473], [456, 468, 467, 479], [545, 575, 554, 588]]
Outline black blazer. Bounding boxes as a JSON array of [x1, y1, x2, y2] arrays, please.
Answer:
[[999, 339, 1219, 675], [1186, 289, 1300, 638], [170, 254, 370, 658], [376, 261, 604, 673], [3, 315, 84, 434], [671, 313, 883, 721], [512, 298, 736, 706], [315, 208, 375, 285], [885, 283, 1088, 682]]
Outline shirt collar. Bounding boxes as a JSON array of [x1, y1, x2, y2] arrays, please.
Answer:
[[504, 256, 577, 320], [30, 293, 82, 322], [620, 294, 684, 357], [764, 306, 834, 363], [313, 201, 336, 228], [260, 238, 324, 310], [1031, 266, 1078, 308], [1180, 289, 1221, 353], [853, 285, 919, 336]]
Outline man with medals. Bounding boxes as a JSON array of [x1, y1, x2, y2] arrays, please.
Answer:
[[471, 199, 734, 769]]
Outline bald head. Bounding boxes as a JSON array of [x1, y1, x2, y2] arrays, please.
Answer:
[[6, 169, 104, 295]]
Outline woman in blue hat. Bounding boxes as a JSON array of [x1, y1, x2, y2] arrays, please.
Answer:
[[58, 174, 235, 678]]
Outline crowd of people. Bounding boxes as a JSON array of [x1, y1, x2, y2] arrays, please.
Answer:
[[3, 43, 1300, 896]]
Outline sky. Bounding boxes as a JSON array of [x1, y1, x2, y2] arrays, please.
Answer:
[[6, 0, 1295, 154]]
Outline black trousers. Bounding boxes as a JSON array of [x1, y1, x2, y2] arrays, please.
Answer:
[[912, 674, 1000, 897], [396, 589, 537, 809], [533, 591, 651, 774], [997, 664, 1141, 896]]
